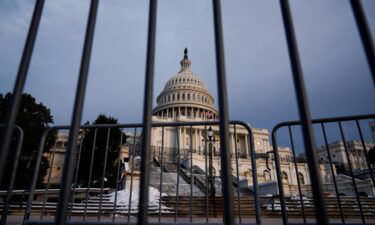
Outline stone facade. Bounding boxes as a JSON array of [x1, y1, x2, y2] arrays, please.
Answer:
[[315, 140, 375, 171], [43, 131, 68, 185]]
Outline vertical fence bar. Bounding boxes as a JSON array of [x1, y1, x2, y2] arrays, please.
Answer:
[[189, 126, 193, 223], [128, 128, 138, 222], [69, 134, 85, 219], [112, 128, 125, 221], [204, 125, 209, 223], [55, 1, 99, 224], [356, 120, 375, 189], [158, 127, 164, 222], [137, 1, 157, 224], [271, 128, 288, 225], [288, 126, 306, 223], [321, 123, 345, 223], [1, 127, 23, 225], [23, 128, 51, 223], [98, 128, 111, 221], [83, 128, 97, 221], [338, 122, 365, 223], [233, 125, 242, 223], [0, 0, 45, 184], [212, 1, 235, 224], [247, 127, 261, 225], [279, 1, 328, 224], [350, 0, 375, 85], [40, 138, 58, 220], [174, 127, 181, 222]]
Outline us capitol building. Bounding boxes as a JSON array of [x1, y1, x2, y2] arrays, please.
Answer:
[[45, 49, 374, 198], [148, 49, 374, 197]]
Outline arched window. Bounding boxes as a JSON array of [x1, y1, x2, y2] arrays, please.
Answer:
[[192, 94, 195, 100], [177, 94, 180, 100], [173, 94, 175, 101], [187, 94, 190, 100], [298, 172, 305, 185], [281, 172, 288, 184], [182, 93, 185, 100], [168, 95, 171, 101]]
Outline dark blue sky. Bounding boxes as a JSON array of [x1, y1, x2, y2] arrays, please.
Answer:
[[1, 0, 374, 149]]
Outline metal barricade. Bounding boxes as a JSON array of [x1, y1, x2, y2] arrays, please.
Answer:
[[20, 121, 260, 225], [272, 114, 375, 225]]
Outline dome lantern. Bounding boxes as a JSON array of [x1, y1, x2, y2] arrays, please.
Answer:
[[180, 48, 192, 72]]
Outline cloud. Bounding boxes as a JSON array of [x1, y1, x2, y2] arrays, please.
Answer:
[[0, 0, 374, 140]]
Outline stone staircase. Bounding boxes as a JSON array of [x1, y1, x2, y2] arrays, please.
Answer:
[[160, 195, 375, 219], [2, 193, 375, 220], [0, 192, 168, 217]]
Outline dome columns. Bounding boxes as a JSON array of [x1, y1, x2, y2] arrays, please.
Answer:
[[154, 106, 218, 120]]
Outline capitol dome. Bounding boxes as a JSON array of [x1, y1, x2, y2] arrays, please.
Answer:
[[153, 48, 218, 120]]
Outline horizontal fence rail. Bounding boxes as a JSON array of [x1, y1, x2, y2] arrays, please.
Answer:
[[272, 114, 375, 225]]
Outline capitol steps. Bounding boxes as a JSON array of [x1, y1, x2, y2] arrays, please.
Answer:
[[1, 194, 375, 219], [0, 193, 168, 217], [160, 196, 375, 218]]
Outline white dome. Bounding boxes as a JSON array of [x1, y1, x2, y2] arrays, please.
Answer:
[[153, 49, 218, 120]]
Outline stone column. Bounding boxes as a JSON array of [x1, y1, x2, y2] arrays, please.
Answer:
[[197, 129, 201, 150], [181, 127, 184, 150], [244, 134, 249, 158], [195, 128, 198, 154], [231, 133, 236, 157]]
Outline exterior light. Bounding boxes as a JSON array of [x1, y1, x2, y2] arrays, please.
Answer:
[[207, 126, 213, 140]]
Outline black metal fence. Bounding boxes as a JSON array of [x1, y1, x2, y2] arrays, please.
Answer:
[[0, 0, 374, 225], [272, 114, 375, 225], [19, 121, 260, 225]]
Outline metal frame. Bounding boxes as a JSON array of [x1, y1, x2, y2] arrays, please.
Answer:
[[272, 113, 375, 225], [22, 120, 260, 225]]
